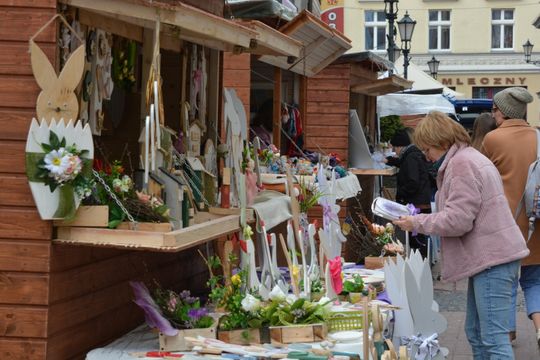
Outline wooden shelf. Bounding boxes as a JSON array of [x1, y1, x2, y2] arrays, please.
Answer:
[[53, 212, 252, 252], [349, 167, 398, 176]]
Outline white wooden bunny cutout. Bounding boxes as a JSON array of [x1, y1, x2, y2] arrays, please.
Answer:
[[30, 14, 86, 124]]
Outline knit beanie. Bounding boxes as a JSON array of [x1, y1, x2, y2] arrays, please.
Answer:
[[493, 87, 533, 119], [390, 129, 411, 147]]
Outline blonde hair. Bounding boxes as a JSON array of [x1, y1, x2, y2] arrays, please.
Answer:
[[413, 111, 471, 151]]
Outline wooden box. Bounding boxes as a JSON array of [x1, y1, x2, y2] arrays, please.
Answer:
[[364, 256, 397, 270], [53, 205, 109, 227], [159, 323, 217, 351], [116, 222, 172, 232], [217, 328, 263, 345], [269, 324, 327, 344]]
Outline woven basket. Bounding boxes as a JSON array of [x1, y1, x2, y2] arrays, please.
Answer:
[[327, 311, 366, 332]]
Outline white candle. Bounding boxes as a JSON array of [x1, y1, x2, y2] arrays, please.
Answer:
[[150, 104, 156, 171], [144, 116, 150, 186], [153, 80, 161, 148]]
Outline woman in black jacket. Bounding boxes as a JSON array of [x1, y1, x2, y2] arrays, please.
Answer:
[[386, 128, 432, 257]]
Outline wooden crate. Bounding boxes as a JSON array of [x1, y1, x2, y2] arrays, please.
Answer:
[[53, 206, 109, 227], [269, 323, 327, 344], [160, 323, 217, 351], [217, 328, 262, 345], [364, 256, 397, 270], [116, 222, 172, 232]]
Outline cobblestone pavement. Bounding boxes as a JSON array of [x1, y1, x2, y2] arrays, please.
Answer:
[[433, 278, 539, 359]]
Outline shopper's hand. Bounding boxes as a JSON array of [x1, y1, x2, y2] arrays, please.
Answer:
[[393, 216, 415, 232]]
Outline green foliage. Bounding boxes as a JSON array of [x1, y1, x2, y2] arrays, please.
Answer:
[[298, 179, 324, 213], [342, 274, 364, 294], [380, 115, 404, 143], [259, 298, 331, 327]]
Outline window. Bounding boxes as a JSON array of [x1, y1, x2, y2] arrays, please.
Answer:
[[365, 10, 387, 51], [472, 87, 508, 99], [428, 10, 450, 50], [491, 9, 514, 50]]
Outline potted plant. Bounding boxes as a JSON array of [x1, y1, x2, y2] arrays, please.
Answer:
[[203, 253, 265, 345], [341, 274, 365, 304], [129, 282, 218, 351], [260, 290, 332, 344]]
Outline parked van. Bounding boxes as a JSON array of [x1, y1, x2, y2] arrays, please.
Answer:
[[451, 99, 493, 130]]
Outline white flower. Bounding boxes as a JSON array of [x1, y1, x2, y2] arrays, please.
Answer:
[[112, 178, 123, 193], [269, 285, 286, 301], [318, 296, 333, 310], [44, 148, 69, 176], [241, 294, 261, 313], [285, 294, 298, 305]]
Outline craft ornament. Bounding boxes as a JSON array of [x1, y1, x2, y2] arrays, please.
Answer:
[[25, 119, 94, 220], [31, 40, 85, 124]]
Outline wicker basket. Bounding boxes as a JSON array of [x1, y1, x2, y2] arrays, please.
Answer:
[[327, 311, 367, 332]]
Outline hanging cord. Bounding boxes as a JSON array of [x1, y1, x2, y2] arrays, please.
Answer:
[[29, 13, 84, 47]]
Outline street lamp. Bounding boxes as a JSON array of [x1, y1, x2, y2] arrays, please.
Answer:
[[384, 0, 399, 64], [427, 56, 440, 79], [397, 11, 416, 79], [523, 39, 540, 65]]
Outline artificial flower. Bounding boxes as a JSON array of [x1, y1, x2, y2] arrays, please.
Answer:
[[269, 285, 286, 301], [285, 293, 298, 305], [231, 274, 242, 286], [44, 148, 69, 175], [241, 294, 261, 313], [243, 225, 254, 240]]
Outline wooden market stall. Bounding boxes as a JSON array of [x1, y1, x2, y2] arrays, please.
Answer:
[[0, 1, 305, 359]]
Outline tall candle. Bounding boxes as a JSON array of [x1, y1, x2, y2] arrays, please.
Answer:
[[150, 104, 156, 171], [153, 80, 161, 148], [144, 116, 150, 186]]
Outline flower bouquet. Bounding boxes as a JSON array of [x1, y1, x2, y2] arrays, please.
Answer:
[[340, 274, 365, 304], [130, 281, 218, 351], [25, 122, 94, 220], [91, 160, 170, 228]]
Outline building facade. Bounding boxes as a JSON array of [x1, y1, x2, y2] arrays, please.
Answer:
[[323, 0, 540, 124]]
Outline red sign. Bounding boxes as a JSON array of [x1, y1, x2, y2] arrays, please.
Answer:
[[321, 7, 344, 33]]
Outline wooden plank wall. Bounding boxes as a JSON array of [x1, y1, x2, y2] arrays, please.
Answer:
[[0, 1, 56, 358], [304, 64, 351, 225], [223, 52, 251, 126], [0, 2, 211, 359], [305, 63, 351, 160]]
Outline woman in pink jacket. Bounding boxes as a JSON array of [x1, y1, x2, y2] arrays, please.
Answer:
[[394, 111, 529, 359]]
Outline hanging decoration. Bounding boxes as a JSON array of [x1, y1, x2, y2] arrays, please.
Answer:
[[30, 14, 85, 124]]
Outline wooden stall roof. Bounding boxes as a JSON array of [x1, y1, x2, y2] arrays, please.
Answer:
[[334, 51, 413, 96], [237, 20, 303, 58], [258, 10, 352, 77], [59, 0, 258, 51]]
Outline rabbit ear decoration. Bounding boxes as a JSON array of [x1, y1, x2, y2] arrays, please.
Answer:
[[30, 40, 57, 91], [58, 44, 85, 91]]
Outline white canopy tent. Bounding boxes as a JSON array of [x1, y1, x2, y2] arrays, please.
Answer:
[[393, 57, 462, 99], [377, 93, 456, 118]]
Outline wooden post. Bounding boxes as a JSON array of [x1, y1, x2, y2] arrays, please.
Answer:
[[273, 67, 282, 148]]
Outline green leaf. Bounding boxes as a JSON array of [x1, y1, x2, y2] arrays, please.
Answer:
[[60, 136, 66, 148], [41, 143, 54, 153], [108, 219, 122, 228], [291, 298, 305, 310], [49, 131, 60, 149]]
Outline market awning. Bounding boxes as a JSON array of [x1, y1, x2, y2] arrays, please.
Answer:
[[258, 10, 352, 77], [334, 51, 413, 96], [59, 0, 258, 51]]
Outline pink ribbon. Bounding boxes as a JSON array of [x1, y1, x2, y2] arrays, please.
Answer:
[[329, 256, 343, 294]]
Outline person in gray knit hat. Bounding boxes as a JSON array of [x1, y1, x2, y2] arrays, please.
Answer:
[[483, 86, 540, 348], [492, 87, 533, 124]]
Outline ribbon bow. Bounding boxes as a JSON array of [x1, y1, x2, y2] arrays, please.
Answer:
[[401, 333, 441, 360], [322, 202, 337, 229], [406, 203, 421, 236]]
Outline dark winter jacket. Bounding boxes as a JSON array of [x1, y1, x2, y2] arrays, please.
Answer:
[[386, 145, 432, 206]]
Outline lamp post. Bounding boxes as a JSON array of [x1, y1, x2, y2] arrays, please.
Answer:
[[523, 39, 540, 65], [397, 11, 416, 79], [384, 0, 399, 64], [427, 56, 440, 79]]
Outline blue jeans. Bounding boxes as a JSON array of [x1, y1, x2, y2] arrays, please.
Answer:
[[465, 260, 520, 359], [520, 264, 540, 317]]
